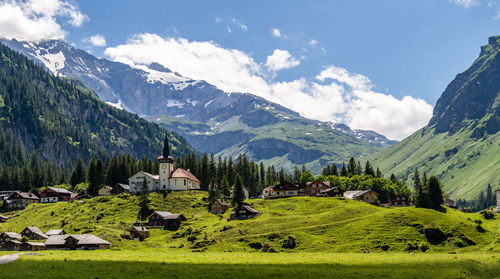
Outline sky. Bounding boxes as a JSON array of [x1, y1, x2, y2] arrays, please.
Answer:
[[0, 0, 499, 140]]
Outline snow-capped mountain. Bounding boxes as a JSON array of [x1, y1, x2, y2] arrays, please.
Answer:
[[1, 38, 397, 172]]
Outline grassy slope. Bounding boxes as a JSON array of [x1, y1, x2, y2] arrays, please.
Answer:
[[369, 125, 500, 200], [0, 251, 498, 279], [1, 192, 498, 253]]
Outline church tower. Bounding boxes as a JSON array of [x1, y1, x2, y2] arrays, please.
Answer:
[[158, 132, 175, 190]]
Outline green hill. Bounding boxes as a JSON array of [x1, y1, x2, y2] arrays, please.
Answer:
[[0, 42, 193, 168], [1, 192, 498, 253], [370, 36, 500, 200]]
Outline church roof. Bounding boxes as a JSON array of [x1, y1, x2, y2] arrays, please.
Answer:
[[170, 168, 200, 184]]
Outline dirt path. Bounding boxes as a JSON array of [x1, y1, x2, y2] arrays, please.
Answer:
[[0, 253, 23, 264]]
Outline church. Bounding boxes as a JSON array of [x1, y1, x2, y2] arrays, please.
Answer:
[[128, 133, 200, 193]]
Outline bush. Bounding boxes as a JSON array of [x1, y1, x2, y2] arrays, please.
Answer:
[[420, 243, 429, 252], [249, 242, 263, 249], [424, 228, 447, 244], [282, 236, 297, 249], [454, 239, 466, 248], [480, 210, 494, 220]]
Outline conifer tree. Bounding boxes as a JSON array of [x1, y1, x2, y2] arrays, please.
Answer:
[[364, 161, 375, 177], [340, 162, 348, 177], [87, 157, 99, 196], [207, 177, 219, 209], [70, 158, 86, 188], [331, 165, 339, 176], [347, 157, 356, 176], [428, 176, 443, 209], [221, 175, 231, 197], [414, 170, 425, 208], [232, 174, 245, 206], [376, 167, 382, 178], [138, 177, 151, 220]]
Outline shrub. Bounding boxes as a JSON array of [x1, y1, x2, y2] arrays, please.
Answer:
[[480, 210, 494, 220], [249, 242, 263, 249], [420, 243, 429, 252], [424, 228, 447, 244], [454, 239, 466, 248]]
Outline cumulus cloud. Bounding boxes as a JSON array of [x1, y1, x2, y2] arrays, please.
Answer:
[[449, 0, 479, 8], [271, 28, 281, 38], [0, 0, 88, 41], [104, 34, 432, 140], [265, 49, 300, 72], [83, 34, 106, 47]]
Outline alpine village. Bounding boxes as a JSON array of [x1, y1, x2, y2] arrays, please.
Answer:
[[0, 2, 500, 279]]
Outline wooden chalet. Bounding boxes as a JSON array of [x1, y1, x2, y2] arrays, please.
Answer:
[[0, 240, 22, 251], [210, 199, 229, 214], [343, 190, 378, 204], [0, 215, 8, 223], [274, 182, 299, 197], [147, 211, 187, 229], [306, 181, 331, 196], [229, 204, 260, 220], [0, 232, 22, 243], [128, 226, 149, 240], [320, 187, 345, 197], [45, 234, 111, 250], [112, 183, 130, 195], [20, 242, 46, 251], [443, 198, 455, 207], [46, 229, 66, 236], [296, 182, 307, 196], [21, 226, 48, 240], [389, 194, 413, 207], [40, 187, 77, 203], [5, 191, 39, 210], [98, 186, 113, 196]]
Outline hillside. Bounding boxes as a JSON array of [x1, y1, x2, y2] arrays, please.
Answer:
[[0, 39, 395, 173], [1, 192, 498, 253], [0, 42, 193, 168], [371, 36, 500, 199]]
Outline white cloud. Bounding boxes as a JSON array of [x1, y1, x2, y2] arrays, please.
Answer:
[[449, 0, 479, 8], [83, 34, 106, 47], [0, 0, 88, 41], [104, 34, 432, 140], [309, 39, 318, 47], [231, 18, 248, 31], [265, 49, 300, 72], [215, 17, 222, 24], [271, 28, 281, 38]]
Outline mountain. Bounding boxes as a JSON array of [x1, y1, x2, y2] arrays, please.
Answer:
[[0, 42, 194, 168], [371, 36, 500, 199], [0, 38, 396, 173]]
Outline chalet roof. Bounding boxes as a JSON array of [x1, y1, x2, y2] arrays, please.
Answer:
[[215, 199, 229, 206], [46, 187, 73, 194], [114, 183, 130, 190], [45, 234, 110, 246], [7, 191, 39, 200], [153, 211, 173, 218], [25, 242, 45, 247], [2, 232, 22, 239], [131, 226, 149, 232], [24, 226, 48, 239], [131, 171, 159, 181], [0, 215, 8, 220], [46, 229, 65, 236], [320, 187, 342, 194], [274, 182, 299, 191], [5, 240, 21, 245], [344, 190, 376, 199], [306, 181, 331, 186], [100, 186, 112, 190], [170, 168, 201, 184], [241, 205, 259, 214]]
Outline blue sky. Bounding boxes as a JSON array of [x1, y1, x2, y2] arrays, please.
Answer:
[[1, 0, 499, 139]]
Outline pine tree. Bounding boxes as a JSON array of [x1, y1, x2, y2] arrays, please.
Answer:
[[87, 157, 99, 196], [138, 177, 151, 220], [364, 161, 375, 177], [207, 177, 219, 209], [70, 158, 86, 188], [162, 132, 170, 158], [428, 176, 443, 209], [221, 175, 231, 197], [486, 184, 494, 208], [376, 167, 382, 178], [390, 174, 397, 183], [340, 162, 348, 177], [232, 174, 245, 206], [96, 158, 106, 187], [414, 170, 426, 208], [347, 158, 356, 176], [355, 161, 363, 175], [331, 165, 339, 176]]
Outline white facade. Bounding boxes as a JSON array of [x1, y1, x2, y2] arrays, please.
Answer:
[[128, 172, 160, 193], [41, 197, 59, 203], [159, 161, 174, 190], [261, 186, 276, 198], [496, 190, 500, 207], [169, 177, 199, 191]]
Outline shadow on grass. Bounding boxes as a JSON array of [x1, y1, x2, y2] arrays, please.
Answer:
[[0, 257, 498, 279]]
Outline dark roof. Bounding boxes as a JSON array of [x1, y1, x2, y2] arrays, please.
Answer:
[[23, 226, 48, 239], [114, 183, 130, 190], [214, 199, 229, 206], [274, 182, 299, 191], [241, 205, 259, 214], [320, 187, 342, 194], [2, 232, 22, 239], [131, 226, 149, 232], [7, 191, 39, 200]]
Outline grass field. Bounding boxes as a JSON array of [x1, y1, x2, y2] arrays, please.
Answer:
[[0, 251, 499, 279], [1, 191, 498, 253]]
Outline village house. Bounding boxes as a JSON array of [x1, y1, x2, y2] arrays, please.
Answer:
[[229, 204, 260, 220], [0, 190, 15, 201], [0, 232, 22, 243], [344, 190, 378, 204], [320, 187, 345, 197], [296, 183, 307, 196], [210, 199, 229, 214], [389, 194, 413, 207], [21, 226, 48, 240], [128, 226, 149, 241], [45, 234, 111, 250], [40, 187, 77, 203], [274, 181, 299, 197], [0, 215, 8, 223], [0, 240, 22, 251], [147, 211, 187, 229], [129, 135, 201, 193], [306, 181, 331, 196], [98, 186, 113, 196], [4, 191, 39, 210], [46, 229, 66, 236], [261, 186, 276, 198], [111, 183, 130, 195], [496, 189, 500, 209], [443, 198, 455, 207]]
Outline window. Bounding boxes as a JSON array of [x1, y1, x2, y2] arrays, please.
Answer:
[[184, 179, 186, 186]]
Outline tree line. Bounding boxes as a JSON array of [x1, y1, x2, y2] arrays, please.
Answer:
[[456, 184, 497, 212]]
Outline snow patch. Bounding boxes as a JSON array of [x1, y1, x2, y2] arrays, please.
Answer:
[[166, 100, 185, 108], [106, 100, 124, 110]]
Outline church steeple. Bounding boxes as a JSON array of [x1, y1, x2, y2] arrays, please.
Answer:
[[162, 132, 170, 158]]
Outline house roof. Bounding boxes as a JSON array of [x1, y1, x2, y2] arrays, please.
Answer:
[[46, 229, 65, 236], [114, 183, 130, 190], [5, 240, 22, 245], [344, 190, 376, 199], [25, 242, 45, 247], [241, 205, 259, 214], [45, 187, 73, 194], [131, 226, 149, 232], [170, 168, 201, 184], [0, 214, 8, 220], [2, 232, 22, 239], [274, 182, 299, 191], [24, 226, 48, 239], [100, 186, 112, 191], [214, 199, 228, 206], [152, 211, 173, 218], [306, 181, 331, 186], [45, 234, 110, 246], [130, 171, 159, 181], [7, 191, 39, 200], [320, 187, 342, 194]]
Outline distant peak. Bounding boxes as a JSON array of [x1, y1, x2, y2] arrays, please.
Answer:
[[148, 62, 172, 73]]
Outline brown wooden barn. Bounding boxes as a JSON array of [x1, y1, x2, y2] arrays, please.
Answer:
[[210, 199, 229, 214], [4, 191, 39, 210], [389, 194, 413, 207], [147, 211, 187, 229], [230, 204, 260, 220], [21, 226, 48, 240], [320, 187, 345, 197], [0, 232, 22, 243], [306, 181, 331, 196], [45, 234, 111, 250], [128, 226, 150, 240]]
